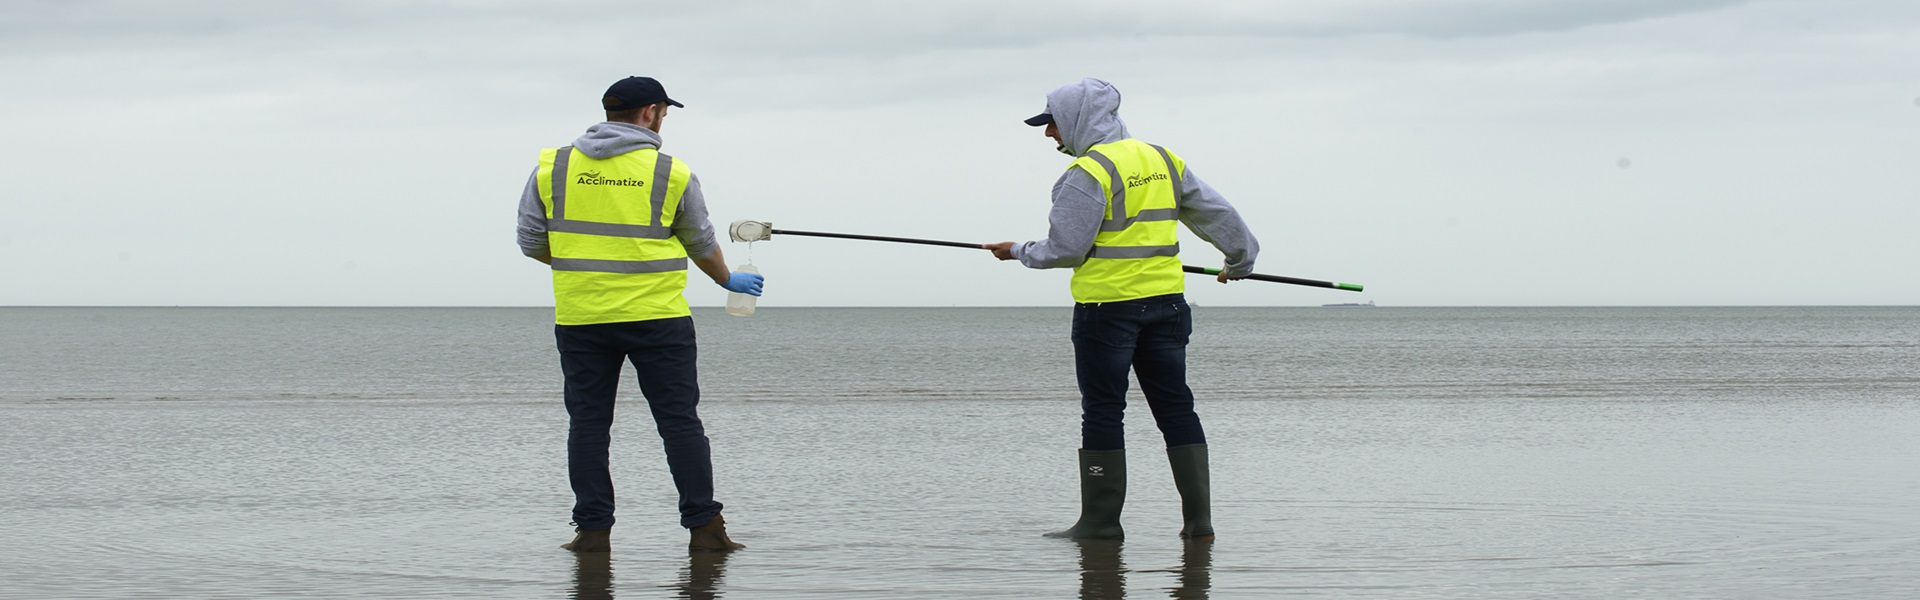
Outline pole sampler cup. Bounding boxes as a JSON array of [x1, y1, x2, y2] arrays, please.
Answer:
[[729, 219, 774, 243]]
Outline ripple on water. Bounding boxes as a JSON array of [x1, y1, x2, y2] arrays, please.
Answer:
[[1217, 494, 1918, 595]]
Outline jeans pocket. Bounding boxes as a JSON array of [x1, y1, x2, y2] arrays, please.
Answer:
[[1171, 302, 1193, 344], [1080, 303, 1146, 348], [1072, 305, 1093, 342]]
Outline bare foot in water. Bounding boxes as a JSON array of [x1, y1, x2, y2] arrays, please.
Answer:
[[562, 529, 610, 553], [688, 514, 745, 552]]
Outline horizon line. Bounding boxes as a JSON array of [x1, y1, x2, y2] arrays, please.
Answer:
[[4, 304, 1918, 309]]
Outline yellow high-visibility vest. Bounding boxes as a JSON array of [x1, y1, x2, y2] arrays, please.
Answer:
[[1068, 139, 1186, 303], [535, 145, 693, 325]]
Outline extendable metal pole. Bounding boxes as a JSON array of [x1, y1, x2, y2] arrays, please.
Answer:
[[768, 229, 986, 250], [730, 221, 1364, 292], [1181, 266, 1363, 292]]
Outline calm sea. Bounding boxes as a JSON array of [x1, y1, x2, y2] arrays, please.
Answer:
[[3, 306, 1918, 598]]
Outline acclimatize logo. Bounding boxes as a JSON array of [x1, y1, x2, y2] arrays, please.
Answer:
[[575, 171, 646, 187], [1125, 172, 1169, 188]]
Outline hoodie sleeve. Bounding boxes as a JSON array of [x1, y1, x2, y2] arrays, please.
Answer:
[[1176, 165, 1259, 277], [673, 173, 720, 260], [1010, 169, 1105, 269], [516, 168, 550, 258]]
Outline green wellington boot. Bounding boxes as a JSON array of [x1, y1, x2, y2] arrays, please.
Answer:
[[561, 528, 611, 553], [688, 513, 746, 552], [1043, 449, 1127, 539], [1167, 443, 1214, 540]]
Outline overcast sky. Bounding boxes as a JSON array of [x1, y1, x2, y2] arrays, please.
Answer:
[[2, 0, 1915, 307]]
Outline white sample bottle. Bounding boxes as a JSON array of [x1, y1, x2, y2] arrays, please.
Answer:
[[724, 263, 759, 317]]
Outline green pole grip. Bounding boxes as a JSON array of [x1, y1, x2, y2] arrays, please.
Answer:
[[1335, 283, 1365, 292]]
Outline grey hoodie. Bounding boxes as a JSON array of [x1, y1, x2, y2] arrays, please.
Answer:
[[516, 122, 719, 260], [1010, 78, 1259, 279]]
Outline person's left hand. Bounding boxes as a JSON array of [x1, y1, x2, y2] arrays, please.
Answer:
[[985, 242, 1016, 261], [1217, 266, 1247, 284], [721, 272, 765, 296]]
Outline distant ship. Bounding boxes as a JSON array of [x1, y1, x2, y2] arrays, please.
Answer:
[[1322, 300, 1376, 307]]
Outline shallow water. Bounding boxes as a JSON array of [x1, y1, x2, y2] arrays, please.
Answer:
[[3, 307, 1918, 598]]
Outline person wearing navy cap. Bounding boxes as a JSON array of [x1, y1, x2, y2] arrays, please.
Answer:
[[517, 76, 760, 553]]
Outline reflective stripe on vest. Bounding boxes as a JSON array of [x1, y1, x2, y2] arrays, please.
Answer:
[[537, 145, 693, 325], [548, 146, 676, 241], [549, 257, 689, 274], [1068, 139, 1187, 304]]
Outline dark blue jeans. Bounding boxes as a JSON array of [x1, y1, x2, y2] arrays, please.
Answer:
[[1072, 293, 1207, 451], [556, 316, 723, 530]]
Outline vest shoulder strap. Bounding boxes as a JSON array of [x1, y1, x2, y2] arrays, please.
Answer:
[[550, 145, 575, 220], [1148, 144, 1182, 205]]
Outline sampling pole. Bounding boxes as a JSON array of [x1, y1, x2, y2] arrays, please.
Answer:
[[768, 228, 986, 250], [1179, 266, 1362, 292], [729, 221, 1364, 292]]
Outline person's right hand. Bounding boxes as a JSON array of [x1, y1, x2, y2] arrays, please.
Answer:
[[721, 272, 765, 296], [985, 242, 1015, 261]]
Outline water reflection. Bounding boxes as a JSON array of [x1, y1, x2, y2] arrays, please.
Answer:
[[1171, 540, 1212, 599], [670, 551, 734, 599], [1076, 539, 1126, 599], [570, 552, 613, 600], [1078, 538, 1213, 599]]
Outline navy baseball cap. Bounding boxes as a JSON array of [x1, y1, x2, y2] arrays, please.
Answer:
[[1024, 112, 1053, 126], [602, 76, 684, 111]]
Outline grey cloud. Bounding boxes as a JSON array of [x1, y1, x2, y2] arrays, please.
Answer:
[[686, 0, 1762, 53], [3, 0, 1917, 307], [1315, 0, 1756, 38], [8, 0, 1906, 121], [5, 0, 1756, 58]]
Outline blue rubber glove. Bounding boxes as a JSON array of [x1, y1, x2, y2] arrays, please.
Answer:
[[721, 272, 764, 296]]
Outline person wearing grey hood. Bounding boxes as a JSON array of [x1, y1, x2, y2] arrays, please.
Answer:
[[517, 76, 759, 553], [987, 78, 1259, 541]]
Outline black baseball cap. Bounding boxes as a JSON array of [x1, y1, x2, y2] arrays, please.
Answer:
[[601, 76, 684, 111], [1024, 112, 1053, 126]]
